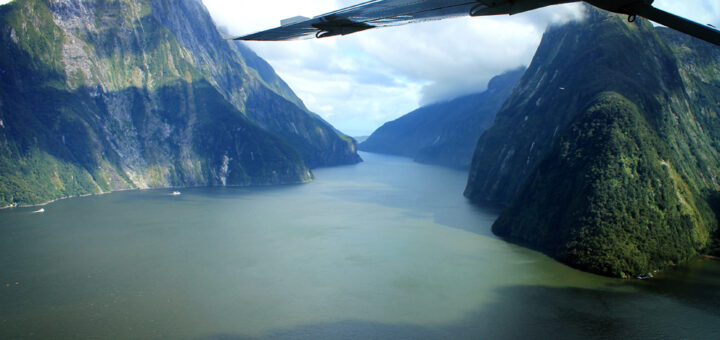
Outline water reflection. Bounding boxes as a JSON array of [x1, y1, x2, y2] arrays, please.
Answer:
[[206, 283, 720, 340]]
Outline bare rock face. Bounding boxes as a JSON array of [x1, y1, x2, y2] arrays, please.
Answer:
[[148, 0, 361, 168], [0, 0, 357, 206]]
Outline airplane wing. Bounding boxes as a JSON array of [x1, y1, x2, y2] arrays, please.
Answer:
[[235, 0, 720, 46], [624, 3, 720, 46], [234, 0, 542, 41]]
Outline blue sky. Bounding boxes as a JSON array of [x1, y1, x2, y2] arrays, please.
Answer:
[[2, 0, 717, 136], [200, 0, 720, 136]]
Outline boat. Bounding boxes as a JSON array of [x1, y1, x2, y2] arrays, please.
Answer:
[[33, 208, 45, 214], [636, 273, 653, 280], [171, 191, 181, 196]]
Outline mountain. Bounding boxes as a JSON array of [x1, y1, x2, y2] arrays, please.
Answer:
[[354, 136, 369, 143], [359, 68, 524, 169], [0, 0, 359, 207], [465, 7, 720, 277], [150, 1, 361, 168]]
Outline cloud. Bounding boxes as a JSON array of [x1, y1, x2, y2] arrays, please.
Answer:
[[200, 0, 715, 136], [349, 6, 585, 106], [654, 0, 720, 27]]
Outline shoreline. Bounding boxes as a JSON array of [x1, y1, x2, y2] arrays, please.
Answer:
[[702, 255, 720, 261], [0, 178, 313, 210]]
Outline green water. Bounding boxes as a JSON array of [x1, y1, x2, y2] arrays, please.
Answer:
[[1, 152, 719, 339]]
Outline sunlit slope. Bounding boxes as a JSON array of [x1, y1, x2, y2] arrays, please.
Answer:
[[149, 0, 361, 168], [465, 7, 720, 277], [0, 0, 359, 207]]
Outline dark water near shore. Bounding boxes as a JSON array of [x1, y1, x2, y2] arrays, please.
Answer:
[[1, 152, 719, 339]]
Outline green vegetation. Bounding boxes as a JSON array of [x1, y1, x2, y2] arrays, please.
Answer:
[[493, 92, 715, 277], [466, 8, 720, 277], [149, 0, 361, 168], [0, 0, 347, 207], [0, 150, 101, 206]]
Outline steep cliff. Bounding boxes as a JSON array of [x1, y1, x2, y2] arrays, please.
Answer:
[[465, 8, 720, 277], [149, 0, 361, 168], [0, 0, 358, 207], [360, 68, 524, 169]]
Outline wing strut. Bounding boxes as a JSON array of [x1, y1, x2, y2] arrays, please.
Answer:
[[630, 3, 720, 46]]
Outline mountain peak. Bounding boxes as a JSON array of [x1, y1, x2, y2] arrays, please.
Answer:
[[465, 9, 720, 277]]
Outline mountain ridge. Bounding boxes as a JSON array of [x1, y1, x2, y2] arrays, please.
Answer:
[[465, 7, 720, 277], [0, 0, 359, 207], [360, 67, 524, 169]]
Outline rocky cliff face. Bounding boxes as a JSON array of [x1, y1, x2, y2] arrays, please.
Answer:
[[465, 7, 720, 277], [0, 0, 358, 207], [149, 0, 361, 168], [360, 68, 524, 169]]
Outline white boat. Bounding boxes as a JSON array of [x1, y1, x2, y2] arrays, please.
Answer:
[[171, 191, 181, 196], [33, 208, 45, 214]]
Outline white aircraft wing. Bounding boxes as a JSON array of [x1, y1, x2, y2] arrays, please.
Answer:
[[235, 0, 511, 41], [234, 0, 720, 46]]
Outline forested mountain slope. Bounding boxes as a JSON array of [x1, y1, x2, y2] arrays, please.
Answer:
[[465, 8, 720, 277], [0, 0, 359, 207]]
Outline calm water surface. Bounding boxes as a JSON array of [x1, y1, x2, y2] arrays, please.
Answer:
[[1, 152, 719, 339]]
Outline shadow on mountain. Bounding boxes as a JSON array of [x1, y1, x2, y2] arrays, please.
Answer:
[[625, 257, 720, 314]]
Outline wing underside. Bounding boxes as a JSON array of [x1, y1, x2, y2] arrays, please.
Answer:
[[632, 4, 720, 46], [234, 0, 720, 46], [236, 0, 483, 41]]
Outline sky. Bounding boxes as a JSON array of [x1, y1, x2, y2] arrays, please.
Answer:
[[199, 0, 720, 136], [2, 0, 718, 136]]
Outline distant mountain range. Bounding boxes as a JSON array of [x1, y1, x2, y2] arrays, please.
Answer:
[[354, 136, 369, 143], [0, 0, 360, 207], [464, 8, 720, 277], [359, 68, 524, 169]]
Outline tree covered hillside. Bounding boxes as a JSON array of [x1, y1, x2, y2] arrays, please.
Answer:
[[466, 7, 720, 277], [0, 0, 359, 207]]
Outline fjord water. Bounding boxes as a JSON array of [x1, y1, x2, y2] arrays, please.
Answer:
[[1, 153, 719, 339]]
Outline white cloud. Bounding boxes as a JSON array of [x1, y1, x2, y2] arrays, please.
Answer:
[[0, 0, 13, 5], [201, 0, 717, 136], [654, 0, 720, 28]]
